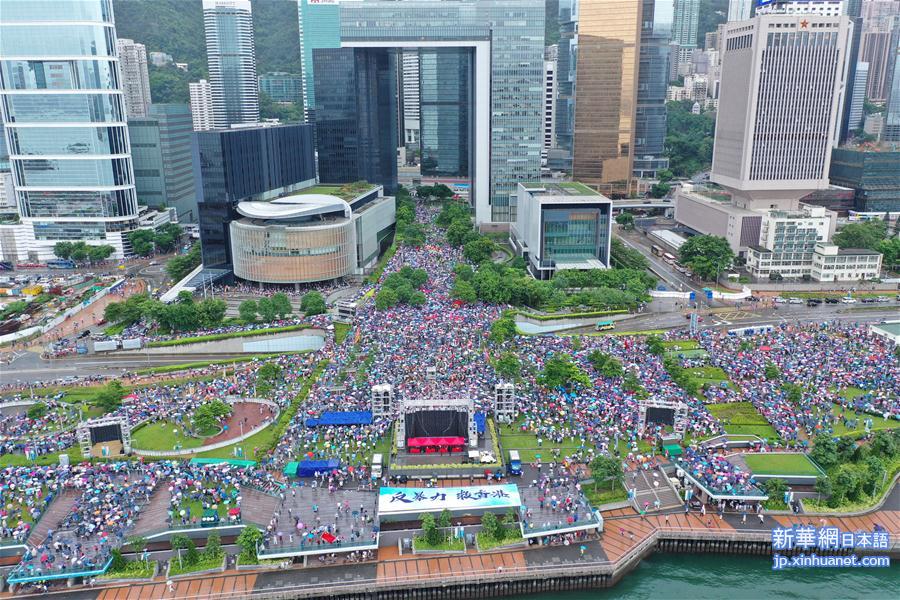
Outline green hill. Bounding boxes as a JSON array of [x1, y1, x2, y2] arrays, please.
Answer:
[[112, 0, 301, 103]]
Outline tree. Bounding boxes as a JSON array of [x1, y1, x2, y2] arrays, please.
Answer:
[[166, 243, 202, 281], [375, 288, 398, 310], [128, 229, 156, 257], [437, 509, 452, 530], [587, 350, 624, 379], [257, 363, 283, 386], [127, 535, 148, 559], [463, 237, 495, 264], [810, 434, 839, 471], [538, 354, 591, 389], [398, 222, 426, 246], [489, 315, 517, 344], [875, 237, 900, 270], [495, 352, 521, 380], [480, 511, 501, 541], [53, 241, 74, 260], [764, 363, 780, 380], [109, 548, 127, 572], [649, 182, 671, 198], [87, 245, 114, 263], [239, 299, 258, 323], [300, 291, 326, 316], [407, 291, 427, 307], [762, 478, 789, 505], [783, 383, 803, 404], [93, 381, 125, 413], [257, 297, 277, 322], [615, 212, 635, 229], [450, 279, 478, 303], [420, 512, 443, 546], [590, 455, 623, 491], [193, 400, 232, 434], [870, 430, 897, 459], [236, 526, 263, 564], [645, 335, 665, 356], [196, 299, 226, 329], [27, 402, 48, 420], [833, 221, 887, 251], [665, 100, 715, 177], [204, 531, 223, 558], [679, 234, 734, 281]]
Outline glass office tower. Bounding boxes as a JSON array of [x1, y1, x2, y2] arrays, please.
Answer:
[[297, 0, 341, 122], [333, 0, 544, 224], [419, 49, 473, 178], [203, 0, 259, 129], [634, 0, 673, 179], [0, 0, 139, 259]]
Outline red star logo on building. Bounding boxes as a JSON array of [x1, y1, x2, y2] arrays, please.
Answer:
[[800, 19, 809, 28]]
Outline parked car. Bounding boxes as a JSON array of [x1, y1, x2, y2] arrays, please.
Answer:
[[788, 297, 803, 304], [824, 297, 839, 304], [875, 296, 890, 303], [806, 298, 822, 307], [861, 297, 876, 303], [840, 297, 857, 304], [773, 297, 788, 304]]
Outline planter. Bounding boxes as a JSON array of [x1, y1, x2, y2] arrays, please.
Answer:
[[98, 560, 159, 583], [166, 555, 226, 579], [474, 537, 528, 553]]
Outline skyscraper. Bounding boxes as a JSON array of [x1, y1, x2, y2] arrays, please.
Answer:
[[203, 0, 258, 128], [859, 0, 900, 102], [848, 62, 870, 132], [727, 0, 752, 21], [116, 38, 152, 118], [258, 72, 303, 104], [543, 56, 558, 154], [0, 0, 141, 259], [419, 49, 472, 178], [671, 0, 700, 76], [635, 0, 673, 179], [400, 51, 421, 148], [885, 31, 900, 141], [189, 80, 214, 131], [297, 0, 341, 122], [711, 6, 853, 207], [571, 0, 642, 196]]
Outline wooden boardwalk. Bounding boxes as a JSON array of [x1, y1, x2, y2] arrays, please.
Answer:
[[27, 489, 80, 547], [94, 572, 257, 600], [375, 547, 527, 582]]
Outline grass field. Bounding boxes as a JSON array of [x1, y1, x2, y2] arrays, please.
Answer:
[[499, 417, 651, 461], [131, 421, 211, 452], [742, 453, 821, 477], [661, 340, 700, 351], [706, 402, 779, 439], [583, 480, 629, 507], [334, 322, 350, 345], [831, 403, 900, 437]]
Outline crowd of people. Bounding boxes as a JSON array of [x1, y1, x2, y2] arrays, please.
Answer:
[[676, 447, 762, 496]]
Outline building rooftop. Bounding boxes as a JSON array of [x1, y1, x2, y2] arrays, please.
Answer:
[[520, 181, 604, 197], [837, 248, 882, 256], [237, 194, 351, 221], [299, 182, 379, 201]]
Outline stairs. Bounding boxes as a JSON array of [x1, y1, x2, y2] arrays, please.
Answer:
[[27, 488, 79, 547]]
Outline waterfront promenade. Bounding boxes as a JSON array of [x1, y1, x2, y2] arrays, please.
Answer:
[[10, 483, 896, 600]]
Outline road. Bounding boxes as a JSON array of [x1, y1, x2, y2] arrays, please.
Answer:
[[616, 225, 712, 301]]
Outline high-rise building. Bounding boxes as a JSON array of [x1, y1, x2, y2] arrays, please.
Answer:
[[885, 30, 900, 141], [128, 104, 197, 221], [297, 0, 341, 122], [149, 52, 173, 67], [849, 62, 870, 132], [313, 48, 398, 193], [570, 0, 642, 196], [727, 0, 752, 21], [840, 0, 863, 143], [419, 49, 472, 179], [313, 0, 544, 224], [0, 0, 141, 260], [672, 0, 700, 76], [859, 0, 900, 102], [258, 72, 303, 105], [399, 51, 420, 148], [635, 0, 673, 179], [203, 0, 258, 128], [189, 80, 214, 131], [711, 7, 853, 208], [116, 38, 152, 118], [194, 123, 317, 269], [830, 146, 900, 212], [543, 57, 558, 155], [554, 0, 578, 164]]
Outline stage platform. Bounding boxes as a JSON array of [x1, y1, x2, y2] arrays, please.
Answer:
[[392, 421, 498, 469]]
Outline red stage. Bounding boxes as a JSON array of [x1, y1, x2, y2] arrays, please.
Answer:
[[406, 436, 466, 454]]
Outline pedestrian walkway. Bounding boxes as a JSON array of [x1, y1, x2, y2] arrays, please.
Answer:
[[627, 466, 681, 512], [27, 489, 79, 547], [131, 484, 169, 536], [375, 550, 527, 582], [93, 572, 258, 600]]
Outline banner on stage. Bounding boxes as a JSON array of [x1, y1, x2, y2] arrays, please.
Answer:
[[378, 484, 521, 517]]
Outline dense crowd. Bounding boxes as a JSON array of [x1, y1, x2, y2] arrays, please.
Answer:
[[676, 447, 762, 496]]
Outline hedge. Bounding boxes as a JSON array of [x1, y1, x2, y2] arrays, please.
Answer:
[[147, 324, 311, 347], [516, 309, 629, 321]]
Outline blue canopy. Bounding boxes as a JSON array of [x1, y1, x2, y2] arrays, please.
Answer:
[[474, 412, 486, 434], [305, 411, 373, 427], [295, 459, 341, 477]]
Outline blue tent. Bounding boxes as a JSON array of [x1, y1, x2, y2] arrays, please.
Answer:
[[474, 412, 486, 434], [305, 411, 373, 427], [296, 459, 341, 477]]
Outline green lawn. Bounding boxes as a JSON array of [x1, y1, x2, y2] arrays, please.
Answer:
[[131, 421, 210, 452], [147, 324, 313, 347], [0, 446, 84, 468], [583, 480, 628, 507], [99, 560, 155, 580], [334, 322, 350, 345], [831, 403, 900, 437], [499, 417, 651, 461], [413, 534, 465, 552], [476, 528, 524, 552], [168, 553, 224, 577], [742, 453, 822, 477], [706, 402, 779, 440], [177, 485, 239, 522], [661, 340, 701, 351]]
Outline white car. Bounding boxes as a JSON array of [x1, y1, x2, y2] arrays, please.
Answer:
[[773, 297, 788, 304], [479, 452, 496, 464], [840, 297, 857, 304], [788, 297, 803, 304], [876, 296, 890, 303]]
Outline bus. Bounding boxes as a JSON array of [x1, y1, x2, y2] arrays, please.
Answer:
[[507, 450, 522, 476], [663, 252, 676, 265], [47, 259, 76, 269], [651, 245, 664, 257], [595, 320, 615, 332]]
